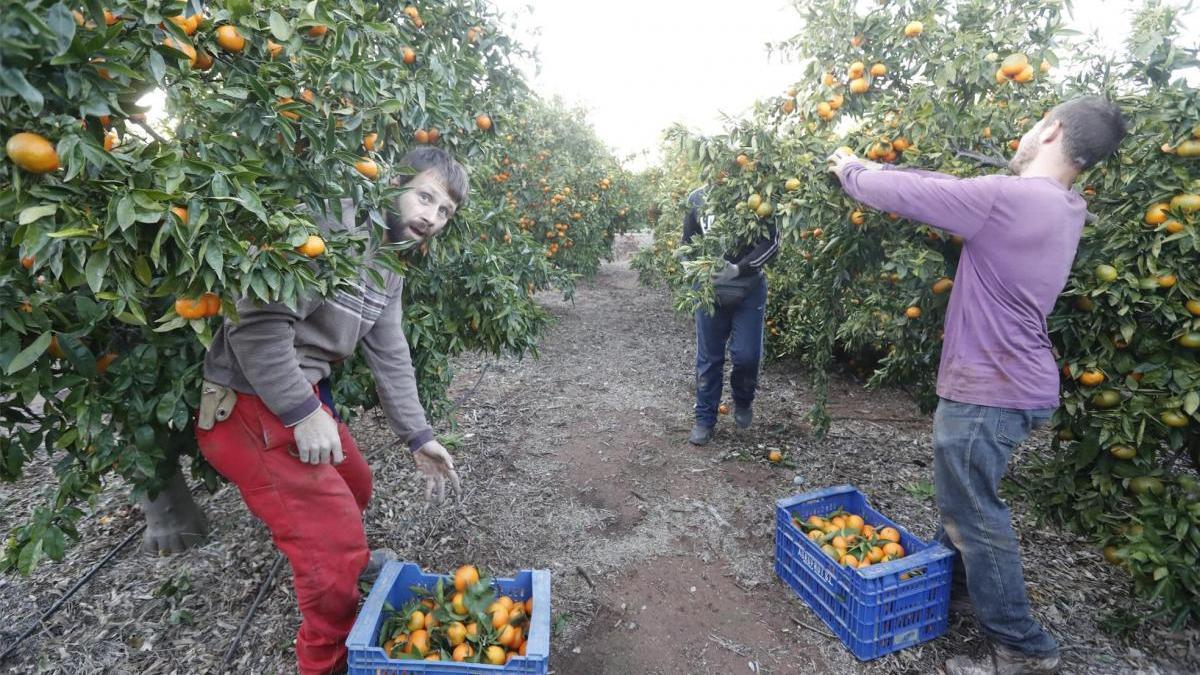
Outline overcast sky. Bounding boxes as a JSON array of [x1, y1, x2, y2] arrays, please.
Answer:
[[491, 0, 1199, 170]]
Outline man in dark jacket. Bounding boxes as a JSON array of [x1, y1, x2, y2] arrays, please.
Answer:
[[683, 187, 780, 445]]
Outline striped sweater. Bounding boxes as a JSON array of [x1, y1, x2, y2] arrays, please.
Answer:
[[202, 200, 434, 452]]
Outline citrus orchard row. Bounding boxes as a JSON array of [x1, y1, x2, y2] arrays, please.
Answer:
[[1, 0, 644, 572], [634, 0, 1199, 626]]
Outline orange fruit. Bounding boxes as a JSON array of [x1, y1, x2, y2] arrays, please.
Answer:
[[166, 15, 197, 35], [451, 592, 467, 615], [829, 93, 845, 110], [6, 132, 59, 173], [215, 25, 245, 52], [491, 606, 509, 629], [1014, 64, 1034, 83], [849, 77, 870, 94], [267, 40, 284, 59], [414, 128, 430, 144], [296, 234, 326, 257], [427, 127, 441, 143], [307, 24, 328, 38], [175, 297, 207, 320], [878, 527, 901, 543], [1165, 220, 1184, 234], [905, 306, 921, 319], [1109, 445, 1136, 460], [520, 641, 527, 656], [170, 205, 189, 226], [848, 61, 865, 78], [277, 97, 300, 121], [163, 37, 197, 67], [20, 255, 35, 269], [768, 450, 783, 462], [870, 62, 886, 77], [882, 542, 905, 558], [1186, 299, 1200, 316], [363, 132, 379, 152], [904, 20, 923, 37], [201, 292, 221, 317], [840, 554, 860, 568], [867, 546, 885, 563], [892, 137, 910, 152], [96, 352, 118, 375], [1000, 52, 1029, 77], [407, 611, 425, 632], [402, 47, 416, 64], [1144, 203, 1170, 225], [299, 88, 315, 104], [932, 277, 953, 294], [1078, 370, 1105, 387], [407, 629, 429, 656], [476, 114, 493, 131], [861, 524, 876, 539], [822, 72, 836, 86], [467, 26, 481, 43], [484, 646, 506, 665], [466, 622, 479, 637], [498, 624, 520, 649], [194, 49, 214, 70], [355, 158, 380, 179], [1161, 410, 1189, 428], [103, 129, 118, 151], [1158, 273, 1177, 288], [816, 101, 833, 120], [452, 643, 474, 662], [1171, 193, 1200, 212], [454, 564, 480, 591], [846, 514, 865, 531]]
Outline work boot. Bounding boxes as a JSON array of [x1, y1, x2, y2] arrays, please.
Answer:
[[945, 644, 1061, 675], [358, 548, 397, 586], [734, 403, 753, 429], [688, 423, 714, 446]]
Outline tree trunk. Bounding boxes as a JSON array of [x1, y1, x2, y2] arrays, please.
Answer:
[[138, 461, 210, 555]]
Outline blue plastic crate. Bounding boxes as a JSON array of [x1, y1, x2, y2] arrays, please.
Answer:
[[774, 485, 955, 660], [346, 562, 551, 674]]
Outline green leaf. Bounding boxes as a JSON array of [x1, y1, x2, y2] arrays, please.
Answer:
[[1185, 391, 1199, 416], [117, 195, 136, 228], [1153, 566, 1169, 581], [155, 391, 179, 425], [204, 242, 225, 280], [148, 50, 167, 85], [238, 187, 268, 223], [18, 204, 57, 225], [269, 11, 293, 40], [0, 68, 45, 115], [85, 251, 109, 294], [45, 3, 77, 56], [135, 256, 152, 285], [6, 333, 53, 374], [47, 227, 93, 239]]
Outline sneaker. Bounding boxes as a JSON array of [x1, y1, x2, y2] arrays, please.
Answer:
[[358, 548, 397, 585], [688, 423, 714, 446], [945, 644, 1061, 675], [733, 404, 753, 429]]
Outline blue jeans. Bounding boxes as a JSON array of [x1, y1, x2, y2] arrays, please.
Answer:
[[933, 398, 1058, 658], [694, 274, 767, 427]]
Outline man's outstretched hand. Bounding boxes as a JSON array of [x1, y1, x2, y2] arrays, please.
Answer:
[[414, 439, 463, 509], [827, 149, 881, 181]]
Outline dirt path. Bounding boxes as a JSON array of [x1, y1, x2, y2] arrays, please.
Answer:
[[2, 235, 1197, 674]]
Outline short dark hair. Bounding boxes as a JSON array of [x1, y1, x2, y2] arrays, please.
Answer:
[[395, 146, 470, 205], [1047, 96, 1128, 170]]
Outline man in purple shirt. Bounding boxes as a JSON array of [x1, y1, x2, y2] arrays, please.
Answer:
[[829, 97, 1126, 675]]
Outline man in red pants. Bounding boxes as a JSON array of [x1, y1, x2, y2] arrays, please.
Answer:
[[195, 147, 467, 674]]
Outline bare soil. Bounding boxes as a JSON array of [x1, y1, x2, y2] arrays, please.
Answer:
[[1, 234, 1197, 675]]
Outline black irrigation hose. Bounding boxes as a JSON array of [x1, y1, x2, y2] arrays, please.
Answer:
[[217, 361, 495, 668], [0, 523, 147, 664], [219, 552, 286, 673]]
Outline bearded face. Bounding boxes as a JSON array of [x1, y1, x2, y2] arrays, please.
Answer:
[[386, 170, 457, 244]]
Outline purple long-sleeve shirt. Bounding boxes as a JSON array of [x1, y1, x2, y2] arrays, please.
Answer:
[[840, 162, 1087, 410]]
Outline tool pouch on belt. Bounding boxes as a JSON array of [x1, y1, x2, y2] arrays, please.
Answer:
[[197, 380, 238, 431]]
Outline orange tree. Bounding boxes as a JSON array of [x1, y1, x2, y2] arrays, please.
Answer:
[[1, 0, 639, 572], [499, 96, 639, 282], [635, 0, 1200, 626]]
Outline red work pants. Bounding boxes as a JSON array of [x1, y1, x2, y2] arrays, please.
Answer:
[[196, 390, 372, 675]]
